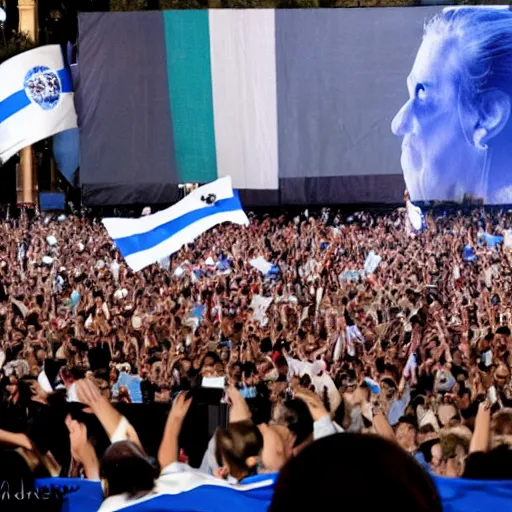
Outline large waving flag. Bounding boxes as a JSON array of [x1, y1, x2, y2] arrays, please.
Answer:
[[0, 45, 77, 165], [103, 177, 249, 272]]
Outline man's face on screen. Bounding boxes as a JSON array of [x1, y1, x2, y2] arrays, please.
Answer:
[[391, 34, 481, 202]]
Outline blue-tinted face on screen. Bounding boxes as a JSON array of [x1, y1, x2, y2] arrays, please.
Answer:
[[392, 34, 485, 202]]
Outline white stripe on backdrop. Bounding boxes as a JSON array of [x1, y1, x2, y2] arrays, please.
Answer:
[[209, 10, 279, 190]]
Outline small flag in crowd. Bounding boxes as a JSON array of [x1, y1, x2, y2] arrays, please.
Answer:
[[249, 257, 274, 275], [250, 295, 273, 327], [363, 251, 381, 275], [184, 304, 206, 332], [478, 232, 503, 249], [462, 245, 477, 262], [0, 45, 77, 165], [102, 177, 249, 272], [341, 269, 363, 283], [406, 200, 424, 232]]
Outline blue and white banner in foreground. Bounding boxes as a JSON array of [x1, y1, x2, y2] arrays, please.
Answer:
[[34, 474, 512, 512], [103, 177, 250, 272], [35, 467, 276, 512], [0, 45, 77, 165]]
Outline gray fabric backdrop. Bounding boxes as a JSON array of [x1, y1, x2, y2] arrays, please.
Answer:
[[76, 12, 179, 206]]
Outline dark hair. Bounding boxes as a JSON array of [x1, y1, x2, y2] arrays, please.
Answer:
[[94, 368, 110, 382], [67, 403, 111, 460], [242, 362, 257, 379], [397, 415, 418, 429], [269, 434, 442, 512], [321, 386, 330, 413], [260, 337, 273, 354], [43, 359, 65, 389], [381, 377, 397, 390], [0, 449, 61, 512], [332, 399, 345, 428], [274, 399, 314, 448], [203, 352, 220, 365], [17, 375, 37, 407], [496, 326, 511, 336], [274, 355, 287, 369], [215, 421, 263, 480], [100, 441, 159, 499], [464, 445, 512, 480], [299, 374, 312, 389]]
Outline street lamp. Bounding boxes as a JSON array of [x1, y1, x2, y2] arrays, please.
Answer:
[[0, 7, 6, 47]]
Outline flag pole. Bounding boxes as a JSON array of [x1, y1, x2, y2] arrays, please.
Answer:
[[17, 0, 38, 208]]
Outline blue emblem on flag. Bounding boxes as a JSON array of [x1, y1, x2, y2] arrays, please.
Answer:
[[24, 66, 62, 110]]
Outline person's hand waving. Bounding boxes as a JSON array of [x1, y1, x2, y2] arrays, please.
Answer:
[[227, 385, 252, 423], [295, 388, 329, 422], [169, 392, 193, 425], [76, 377, 102, 410]]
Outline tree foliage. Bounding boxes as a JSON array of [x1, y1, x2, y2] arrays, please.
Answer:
[[0, 31, 36, 65], [105, 0, 506, 9], [109, 0, 146, 11]]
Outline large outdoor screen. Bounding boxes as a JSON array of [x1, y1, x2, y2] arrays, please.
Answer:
[[76, 6, 512, 206]]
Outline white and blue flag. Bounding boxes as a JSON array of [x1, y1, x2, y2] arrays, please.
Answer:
[[103, 177, 249, 272], [34, 471, 512, 512], [0, 45, 77, 165], [36, 468, 277, 512]]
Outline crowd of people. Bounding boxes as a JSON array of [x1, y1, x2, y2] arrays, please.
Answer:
[[0, 203, 512, 510]]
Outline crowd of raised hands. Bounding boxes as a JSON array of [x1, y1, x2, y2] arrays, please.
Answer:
[[0, 204, 512, 490]]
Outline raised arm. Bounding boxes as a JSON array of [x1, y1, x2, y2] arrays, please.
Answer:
[[469, 400, 491, 454], [158, 392, 192, 470], [76, 378, 143, 449]]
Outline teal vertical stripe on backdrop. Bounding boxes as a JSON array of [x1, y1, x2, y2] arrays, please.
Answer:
[[163, 10, 218, 184]]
